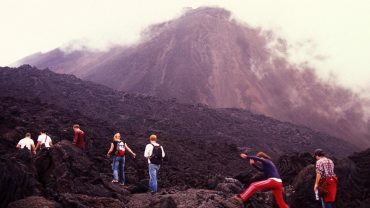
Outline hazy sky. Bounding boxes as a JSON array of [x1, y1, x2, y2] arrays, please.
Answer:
[[1, 0, 369, 92]]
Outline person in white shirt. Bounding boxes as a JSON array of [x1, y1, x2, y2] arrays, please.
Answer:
[[16, 132, 36, 155], [144, 134, 165, 193], [35, 129, 53, 151]]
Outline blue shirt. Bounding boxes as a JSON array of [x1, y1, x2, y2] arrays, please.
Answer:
[[247, 156, 281, 179]]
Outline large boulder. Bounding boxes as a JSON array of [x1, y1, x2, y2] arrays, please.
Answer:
[[0, 151, 41, 208]]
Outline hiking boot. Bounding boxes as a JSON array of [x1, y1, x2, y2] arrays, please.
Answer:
[[229, 195, 245, 207]]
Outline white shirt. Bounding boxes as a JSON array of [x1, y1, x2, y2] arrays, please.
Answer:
[[18, 137, 34, 150], [144, 142, 165, 164], [37, 134, 52, 148]]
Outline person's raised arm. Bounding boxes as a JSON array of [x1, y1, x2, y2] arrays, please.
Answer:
[[240, 154, 265, 162], [240, 153, 248, 159], [247, 155, 265, 163], [240, 153, 265, 171]]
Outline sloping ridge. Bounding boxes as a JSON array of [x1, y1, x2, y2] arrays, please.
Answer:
[[0, 65, 358, 157], [0, 65, 367, 207], [15, 7, 370, 148]]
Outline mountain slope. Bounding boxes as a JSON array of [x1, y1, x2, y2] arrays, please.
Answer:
[[0, 65, 364, 207], [0, 65, 358, 158], [15, 7, 370, 147]]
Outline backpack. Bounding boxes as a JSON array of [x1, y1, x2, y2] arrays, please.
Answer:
[[114, 141, 125, 157], [150, 144, 163, 165], [40, 135, 48, 149]]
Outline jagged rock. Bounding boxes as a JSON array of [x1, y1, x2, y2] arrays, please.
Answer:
[[0, 152, 41, 208], [276, 152, 314, 184], [58, 193, 127, 208], [126, 189, 231, 208], [7, 196, 62, 208], [214, 177, 244, 194]]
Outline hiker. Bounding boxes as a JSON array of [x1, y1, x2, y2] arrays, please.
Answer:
[[144, 134, 165, 193], [106, 133, 136, 185], [314, 149, 337, 208], [232, 152, 289, 208], [16, 132, 36, 155], [72, 124, 85, 150], [35, 129, 53, 151]]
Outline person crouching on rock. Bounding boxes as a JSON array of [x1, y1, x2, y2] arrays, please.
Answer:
[[232, 152, 289, 208], [106, 133, 136, 186], [16, 132, 36, 155]]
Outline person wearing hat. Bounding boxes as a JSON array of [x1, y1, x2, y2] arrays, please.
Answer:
[[313, 149, 337, 208]]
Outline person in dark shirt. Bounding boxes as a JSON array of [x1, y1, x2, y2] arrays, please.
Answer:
[[106, 133, 136, 186], [232, 152, 289, 208], [73, 124, 85, 150]]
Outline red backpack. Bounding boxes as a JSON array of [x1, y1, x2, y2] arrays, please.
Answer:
[[114, 141, 125, 156]]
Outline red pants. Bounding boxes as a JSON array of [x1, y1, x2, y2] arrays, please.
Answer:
[[324, 177, 337, 203], [239, 178, 289, 208]]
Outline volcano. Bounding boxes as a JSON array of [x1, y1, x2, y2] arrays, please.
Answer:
[[15, 7, 370, 147]]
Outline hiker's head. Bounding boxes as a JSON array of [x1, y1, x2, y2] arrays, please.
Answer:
[[314, 149, 325, 159], [149, 134, 157, 142], [40, 129, 46, 134], [25, 132, 31, 138], [113, 133, 121, 141], [256, 152, 271, 160], [73, 124, 80, 131]]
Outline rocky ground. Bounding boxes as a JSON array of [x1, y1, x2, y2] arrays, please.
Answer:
[[1, 66, 369, 207], [2, 139, 369, 208]]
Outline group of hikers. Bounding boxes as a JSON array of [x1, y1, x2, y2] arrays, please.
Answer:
[[16, 124, 85, 154], [16, 124, 165, 194], [16, 125, 337, 207]]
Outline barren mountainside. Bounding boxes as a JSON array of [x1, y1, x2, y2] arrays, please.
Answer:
[[15, 7, 370, 147], [0, 66, 369, 208], [0, 65, 357, 158]]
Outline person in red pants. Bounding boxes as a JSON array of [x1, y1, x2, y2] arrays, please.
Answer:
[[232, 152, 289, 208]]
